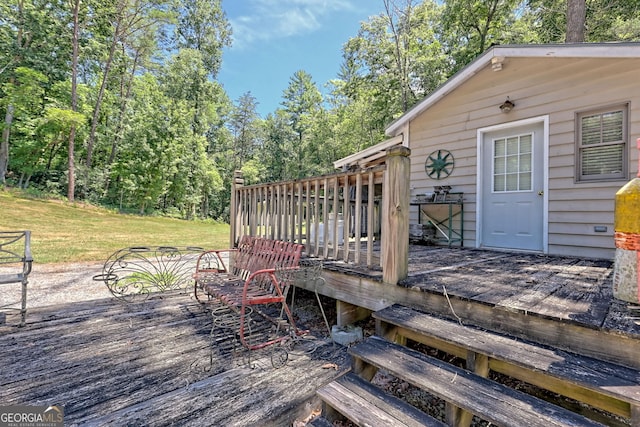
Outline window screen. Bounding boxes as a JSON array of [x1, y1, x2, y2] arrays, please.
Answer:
[[493, 133, 533, 192], [578, 106, 627, 181]]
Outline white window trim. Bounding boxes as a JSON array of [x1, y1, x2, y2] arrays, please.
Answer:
[[575, 103, 629, 183]]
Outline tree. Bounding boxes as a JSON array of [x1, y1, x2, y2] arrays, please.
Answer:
[[333, 0, 447, 156], [281, 70, 323, 179], [173, 0, 232, 78], [524, 0, 640, 43], [262, 110, 295, 182], [0, 67, 47, 187], [112, 73, 171, 213], [85, 0, 174, 172], [229, 92, 262, 172], [159, 49, 230, 218], [383, 0, 418, 112], [0, 0, 72, 185], [440, 0, 523, 72], [102, 22, 160, 197]]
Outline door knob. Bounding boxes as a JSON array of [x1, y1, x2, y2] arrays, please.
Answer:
[[538, 191, 544, 196]]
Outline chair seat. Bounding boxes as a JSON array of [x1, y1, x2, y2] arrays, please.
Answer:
[[0, 273, 24, 284], [201, 274, 284, 307]]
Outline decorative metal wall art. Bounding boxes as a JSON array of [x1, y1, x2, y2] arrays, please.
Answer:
[[425, 149, 454, 179]]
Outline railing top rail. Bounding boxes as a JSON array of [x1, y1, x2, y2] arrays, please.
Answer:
[[235, 164, 386, 191]]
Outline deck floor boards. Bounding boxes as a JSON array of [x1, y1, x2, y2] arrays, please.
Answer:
[[401, 246, 640, 337], [0, 292, 349, 426], [319, 245, 639, 336], [3, 245, 640, 425]]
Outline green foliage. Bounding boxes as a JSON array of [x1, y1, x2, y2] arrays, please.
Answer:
[[229, 92, 262, 172], [174, 0, 232, 78], [279, 70, 324, 180], [524, 0, 640, 43], [440, 0, 525, 70], [261, 110, 296, 182]]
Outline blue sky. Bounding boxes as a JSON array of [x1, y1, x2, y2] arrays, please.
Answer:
[[218, 0, 383, 117]]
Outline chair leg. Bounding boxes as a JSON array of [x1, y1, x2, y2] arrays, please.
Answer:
[[20, 278, 27, 327]]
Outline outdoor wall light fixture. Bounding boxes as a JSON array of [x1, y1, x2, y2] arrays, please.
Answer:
[[499, 97, 515, 113], [491, 56, 505, 71]]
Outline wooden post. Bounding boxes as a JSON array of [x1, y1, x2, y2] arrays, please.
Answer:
[[382, 145, 411, 285], [230, 171, 244, 247], [336, 300, 371, 326]]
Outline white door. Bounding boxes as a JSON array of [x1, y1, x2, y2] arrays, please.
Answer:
[[481, 122, 545, 251]]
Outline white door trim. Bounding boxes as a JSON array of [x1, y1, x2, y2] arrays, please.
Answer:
[[476, 116, 549, 253]]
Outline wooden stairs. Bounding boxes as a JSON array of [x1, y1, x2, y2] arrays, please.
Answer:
[[313, 304, 640, 427]]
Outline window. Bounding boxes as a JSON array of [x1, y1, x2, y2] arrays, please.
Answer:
[[577, 105, 627, 181], [493, 133, 533, 192]]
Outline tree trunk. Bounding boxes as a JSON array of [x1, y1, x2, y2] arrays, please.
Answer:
[[566, 0, 586, 42], [0, 105, 14, 185], [68, 0, 81, 202]]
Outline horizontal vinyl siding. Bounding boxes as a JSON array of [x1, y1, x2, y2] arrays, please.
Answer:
[[407, 56, 640, 259]]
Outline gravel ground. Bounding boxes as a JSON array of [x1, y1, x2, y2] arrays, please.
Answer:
[[0, 262, 111, 312]]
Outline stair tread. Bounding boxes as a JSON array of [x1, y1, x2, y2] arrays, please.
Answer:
[[374, 304, 640, 405], [317, 372, 446, 427], [349, 336, 605, 427]]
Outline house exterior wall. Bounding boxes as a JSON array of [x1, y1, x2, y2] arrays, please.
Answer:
[[406, 57, 640, 259]]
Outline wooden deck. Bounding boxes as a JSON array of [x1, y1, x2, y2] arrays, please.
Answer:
[[311, 245, 640, 369], [0, 292, 349, 426], [319, 244, 640, 336], [2, 246, 640, 426], [402, 246, 640, 336]]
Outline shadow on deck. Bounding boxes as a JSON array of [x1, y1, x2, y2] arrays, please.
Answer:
[[0, 292, 349, 426]]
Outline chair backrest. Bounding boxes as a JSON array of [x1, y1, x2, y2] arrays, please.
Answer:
[[0, 231, 33, 282], [0, 231, 32, 265], [232, 237, 304, 282]]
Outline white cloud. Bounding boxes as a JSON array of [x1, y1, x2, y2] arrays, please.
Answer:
[[229, 0, 359, 49]]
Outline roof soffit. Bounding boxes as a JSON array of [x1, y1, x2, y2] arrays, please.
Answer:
[[384, 42, 640, 136]]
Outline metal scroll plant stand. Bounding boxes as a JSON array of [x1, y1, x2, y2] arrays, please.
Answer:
[[93, 246, 205, 301], [278, 258, 331, 340]]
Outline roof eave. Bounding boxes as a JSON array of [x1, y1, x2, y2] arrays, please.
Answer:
[[384, 42, 640, 137]]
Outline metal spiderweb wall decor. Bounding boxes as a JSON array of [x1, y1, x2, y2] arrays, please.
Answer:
[[425, 149, 454, 179]]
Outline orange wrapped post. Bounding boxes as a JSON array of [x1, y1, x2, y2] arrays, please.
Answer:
[[613, 138, 640, 303]]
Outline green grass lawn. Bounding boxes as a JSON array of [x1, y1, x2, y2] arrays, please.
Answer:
[[0, 190, 230, 264]]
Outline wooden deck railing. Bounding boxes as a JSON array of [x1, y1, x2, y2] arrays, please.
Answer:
[[230, 146, 411, 285]]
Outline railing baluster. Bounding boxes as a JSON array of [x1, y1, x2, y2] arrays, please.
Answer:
[[230, 165, 388, 270], [332, 177, 340, 259], [314, 180, 320, 256], [355, 172, 363, 265], [367, 171, 375, 268], [297, 181, 304, 244], [343, 174, 350, 263], [323, 177, 330, 259]]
